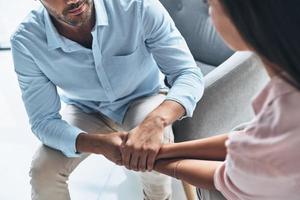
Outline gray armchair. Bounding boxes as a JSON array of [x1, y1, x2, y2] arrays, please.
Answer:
[[160, 0, 269, 199], [160, 0, 234, 76]]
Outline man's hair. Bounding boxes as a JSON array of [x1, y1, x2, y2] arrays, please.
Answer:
[[219, 0, 300, 89]]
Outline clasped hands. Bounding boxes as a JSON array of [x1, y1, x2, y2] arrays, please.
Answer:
[[100, 119, 165, 172]]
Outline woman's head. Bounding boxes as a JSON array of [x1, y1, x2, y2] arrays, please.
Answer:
[[207, 0, 300, 89]]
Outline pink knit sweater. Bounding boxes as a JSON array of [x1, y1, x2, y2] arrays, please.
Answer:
[[214, 76, 300, 200]]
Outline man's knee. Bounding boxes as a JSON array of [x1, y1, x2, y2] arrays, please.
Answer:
[[163, 125, 174, 144], [30, 146, 74, 187], [140, 171, 172, 200], [123, 94, 167, 131], [29, 145, 86, 200]]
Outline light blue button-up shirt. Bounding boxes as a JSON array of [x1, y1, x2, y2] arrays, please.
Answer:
[[11, 0, 204, 157]]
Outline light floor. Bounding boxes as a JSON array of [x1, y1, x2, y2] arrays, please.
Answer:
[[0, 51, 188, 200]]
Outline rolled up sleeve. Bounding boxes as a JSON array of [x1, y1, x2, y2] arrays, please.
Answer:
[[141, 0, 204, 117]]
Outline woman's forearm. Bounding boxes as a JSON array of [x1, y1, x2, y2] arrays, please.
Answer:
[[154, 159, 222, 190], [157, 134, 228, 161]]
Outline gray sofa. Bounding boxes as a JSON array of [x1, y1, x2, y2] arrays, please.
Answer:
[[160, 0, 234, 76], [160, 0, 269, 199]]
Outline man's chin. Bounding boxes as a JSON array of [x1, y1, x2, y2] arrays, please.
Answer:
[[67, 21, 84, 27], [65, 10, 91, 27], [64, 16, 87, 27]]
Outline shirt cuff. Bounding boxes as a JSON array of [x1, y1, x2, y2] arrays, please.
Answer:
[[214, 162, 239, 200], [59, 125, 86, 158], [214, 162, 226, 191], [165, 93, 198, 118]]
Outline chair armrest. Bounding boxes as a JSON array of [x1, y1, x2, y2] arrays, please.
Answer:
[[173, 51, 269, 142]]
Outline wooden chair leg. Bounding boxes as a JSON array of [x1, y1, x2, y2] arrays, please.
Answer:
[[182, 180, 197, 200]]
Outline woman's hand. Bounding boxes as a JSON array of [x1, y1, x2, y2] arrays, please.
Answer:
[[76, 131, 128, 165]]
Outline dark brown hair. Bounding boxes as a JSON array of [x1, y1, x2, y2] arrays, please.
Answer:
[[219, 0, 300, 89]]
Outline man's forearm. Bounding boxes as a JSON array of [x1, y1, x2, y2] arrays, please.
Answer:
[[76, 133, 119, 154], [154, 159, 222, 190], [143, 100, 186, 128], [157, 134, 228, 161]]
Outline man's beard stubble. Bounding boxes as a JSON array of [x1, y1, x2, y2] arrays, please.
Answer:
[[48, 0, 93, 27]]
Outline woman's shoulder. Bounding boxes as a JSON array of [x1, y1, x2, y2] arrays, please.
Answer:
[[241, 77, 300, 139], [226, 81, 300, 175]]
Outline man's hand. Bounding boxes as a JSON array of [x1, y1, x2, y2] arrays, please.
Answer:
[[76, 132, 128, 165], [120, 117, 165, 172]]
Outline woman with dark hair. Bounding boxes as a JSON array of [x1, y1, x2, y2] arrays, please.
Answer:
[[152, 0, 300, 199]]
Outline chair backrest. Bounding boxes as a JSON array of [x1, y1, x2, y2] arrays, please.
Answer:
[[172, 53, 269, 142], [160, 0, 234, 66]]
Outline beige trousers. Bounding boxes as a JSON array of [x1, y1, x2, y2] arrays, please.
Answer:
[[30, 94, 174, 200]]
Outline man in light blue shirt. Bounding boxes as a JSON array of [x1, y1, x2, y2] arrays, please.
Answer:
[[11, 0, 203, 199]]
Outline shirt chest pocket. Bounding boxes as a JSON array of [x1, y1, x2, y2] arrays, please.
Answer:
[[102, 44, 149, 98]]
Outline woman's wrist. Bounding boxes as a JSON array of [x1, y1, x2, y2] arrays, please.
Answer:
[[157, 144, 174, 160], [154, 159, 173, 171], [154, 159, 182, 179]]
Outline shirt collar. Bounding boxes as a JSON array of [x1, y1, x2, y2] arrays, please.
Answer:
[[44, 8, 63, 50], [44, 0, 109, 50], [94, 0, 109, 27]]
